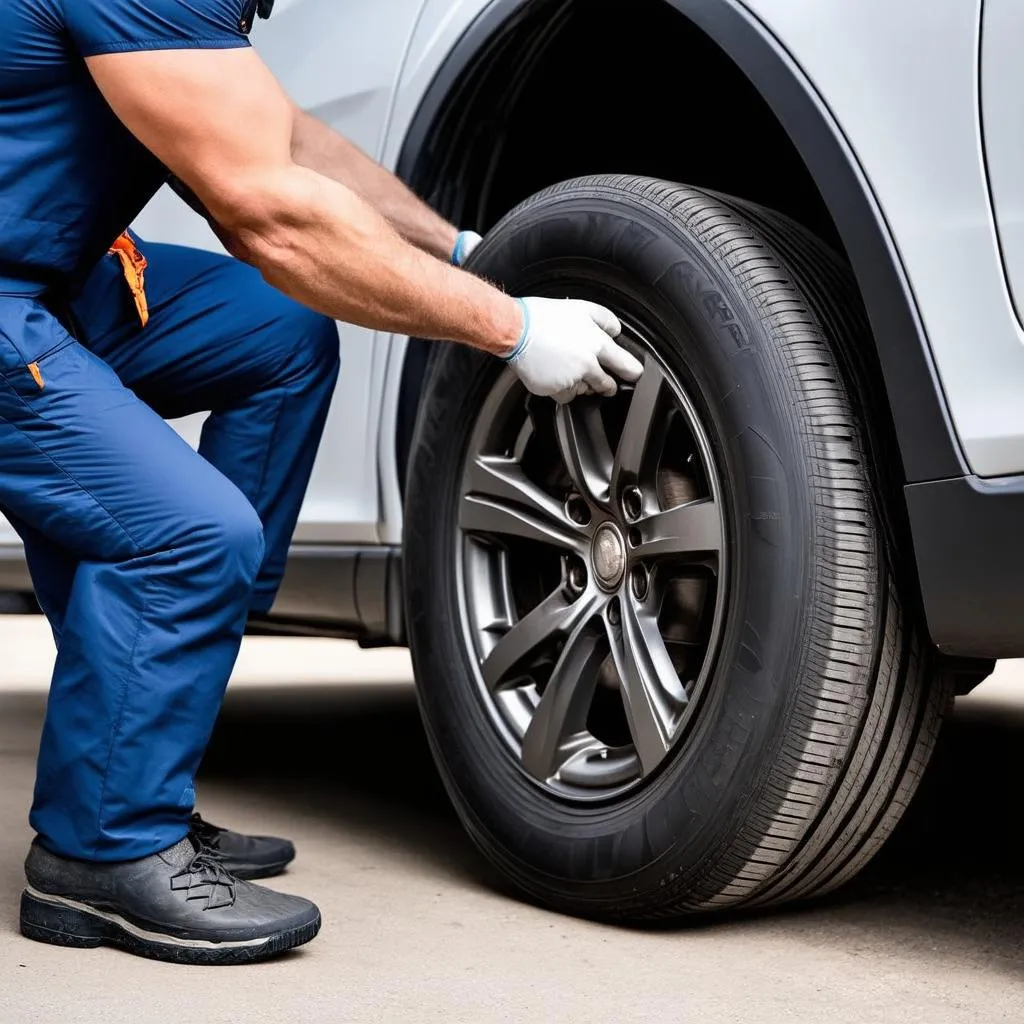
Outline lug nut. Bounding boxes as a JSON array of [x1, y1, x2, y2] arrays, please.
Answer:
[[567, 560, 587, 595], [631, 565, 649, 601], [622, 486, 643, 522], [565, 493, 591, 527], [607, 599, 621, 626]]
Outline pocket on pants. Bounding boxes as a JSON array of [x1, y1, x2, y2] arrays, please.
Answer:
[[0, 297, 77, 400]]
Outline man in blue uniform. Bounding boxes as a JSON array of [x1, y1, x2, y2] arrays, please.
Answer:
[[1, 0, 642, 964]]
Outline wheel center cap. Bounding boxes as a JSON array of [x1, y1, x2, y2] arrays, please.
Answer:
[[592, 522, 626, 590]]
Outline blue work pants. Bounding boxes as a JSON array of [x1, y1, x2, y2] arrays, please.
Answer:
[[0, 238, 339, 861]]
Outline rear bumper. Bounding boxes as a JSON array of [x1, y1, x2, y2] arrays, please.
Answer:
[[907, 473, 1024, 658]]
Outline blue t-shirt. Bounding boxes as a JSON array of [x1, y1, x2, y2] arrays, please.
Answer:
[[0, 0, 257, 296]]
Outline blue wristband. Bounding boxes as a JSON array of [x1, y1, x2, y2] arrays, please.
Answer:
[[502, 298, 531, 363]]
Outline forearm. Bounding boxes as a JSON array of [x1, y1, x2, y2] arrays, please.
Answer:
[[221, 165, 519, 354], [290, 109, 458, 261]]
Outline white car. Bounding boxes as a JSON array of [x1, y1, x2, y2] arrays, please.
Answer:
[[4, 0, 1021, 922]]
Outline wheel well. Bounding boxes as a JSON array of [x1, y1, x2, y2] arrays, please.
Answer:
[[395, 0, 963, 491], [396, 0, 844, 484], [423, 0, 836, 242]]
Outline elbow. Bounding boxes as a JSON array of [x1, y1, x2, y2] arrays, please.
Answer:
[[209, 170, 310, 280]]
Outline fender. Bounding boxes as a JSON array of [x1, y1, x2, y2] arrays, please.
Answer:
[[396, 0, 965, 485]]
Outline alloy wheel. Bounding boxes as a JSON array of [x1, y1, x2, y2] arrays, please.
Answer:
[[457, 338, 728, 800]]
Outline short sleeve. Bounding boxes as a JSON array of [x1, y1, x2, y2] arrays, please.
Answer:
[[65, 0, 252, 58]]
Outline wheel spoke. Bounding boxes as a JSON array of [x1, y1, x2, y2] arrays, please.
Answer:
[[521, 605, 605, 782], [606, 599, 682, 775], [482, 587, 594, 692], [610, 359, 668, 499], [554, 400, 613, 507], [461, 455, 585, 552], [631, 498, 722, 566]]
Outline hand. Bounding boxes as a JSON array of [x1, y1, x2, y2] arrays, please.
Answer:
[[504, 297, 644, 403], [451, 230, 483, 267]]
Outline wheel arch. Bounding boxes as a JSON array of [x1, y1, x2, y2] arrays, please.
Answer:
[[393, 0, 965, 490]]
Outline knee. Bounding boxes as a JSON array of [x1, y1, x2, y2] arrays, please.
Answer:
[[191, 498, 265, 589], [216, 500, 265, 584], [305, 309, 341, 382], [277, 304, 340, 382]]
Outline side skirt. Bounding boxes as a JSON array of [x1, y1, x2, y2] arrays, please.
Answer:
[[0, 544, 407, 648]]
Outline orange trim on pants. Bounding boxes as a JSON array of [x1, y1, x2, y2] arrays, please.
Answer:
[[107, 232, 149, 327]]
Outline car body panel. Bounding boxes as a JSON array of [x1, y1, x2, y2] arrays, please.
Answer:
[[980, 0, 1024, 353], [740, 0, 1024, 480], [376, 0, 504, 544], [156, 0, 428, 544], [379, 0, 1024, 485], [375, 0, 985, 535]]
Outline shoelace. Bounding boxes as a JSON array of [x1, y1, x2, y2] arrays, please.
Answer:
[[171, 840, 237, 910]]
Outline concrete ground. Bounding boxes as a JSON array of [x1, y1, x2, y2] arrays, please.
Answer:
[[0, 618, 1023, 1023]]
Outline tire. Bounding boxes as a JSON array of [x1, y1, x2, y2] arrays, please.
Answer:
[[403, 174, 951, 921]]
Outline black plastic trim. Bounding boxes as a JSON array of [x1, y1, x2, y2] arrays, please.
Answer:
[[0, 551, 37, 611], [0, 544, 406, 645], [395, 0, 965, 484], [264, 544, 405, 645], [906, 474, 1024, 657], [396, 0, 539, 183]]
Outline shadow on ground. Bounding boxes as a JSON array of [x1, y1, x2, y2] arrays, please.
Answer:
[[196, 679, 1024, 970], [201, 683, 499, 891]]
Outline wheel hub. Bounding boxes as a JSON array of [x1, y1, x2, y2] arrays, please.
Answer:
[[592, 522, 626, 591]]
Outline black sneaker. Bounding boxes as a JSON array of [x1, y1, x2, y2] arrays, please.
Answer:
[[20, 835, 320, 966], [190, 812, 296, 880]]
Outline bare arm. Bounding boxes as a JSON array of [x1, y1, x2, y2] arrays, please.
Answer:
[[290, 108, 458, 261], [85, 47, 520, 354]]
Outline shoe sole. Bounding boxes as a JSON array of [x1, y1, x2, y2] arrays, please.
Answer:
[[19, 887, 321, 966]]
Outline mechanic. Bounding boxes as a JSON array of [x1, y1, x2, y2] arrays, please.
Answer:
[[1, 0, 642, 965]]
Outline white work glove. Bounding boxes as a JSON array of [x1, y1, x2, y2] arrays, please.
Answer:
[[451, 230, 483, 267], [503, 297, 644, 403]]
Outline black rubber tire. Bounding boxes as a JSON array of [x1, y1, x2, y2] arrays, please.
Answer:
[[403, 174, 951, 921]]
